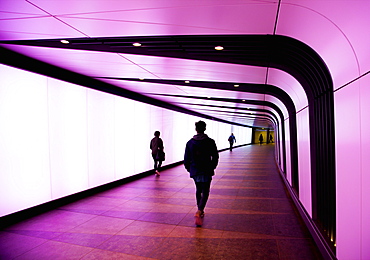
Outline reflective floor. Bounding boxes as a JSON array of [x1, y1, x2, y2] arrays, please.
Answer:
[[0, 144, 322, 259]]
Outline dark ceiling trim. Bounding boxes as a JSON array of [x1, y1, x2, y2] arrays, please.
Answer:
[[177, 103, 280, 126], [97, 77, 296, 114], [149, 93, 284, 121], [0, 34, 331, 99], [193, 108, 277, 127], [100, 77, 294, 129]]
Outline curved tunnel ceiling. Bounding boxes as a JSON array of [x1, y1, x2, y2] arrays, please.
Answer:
[[1, 0, 368, 127], [1, 34, 316, 129]]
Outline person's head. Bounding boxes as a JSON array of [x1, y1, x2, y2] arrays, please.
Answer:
[[154, 131, 160, 137], [195, 121, 206, 133]]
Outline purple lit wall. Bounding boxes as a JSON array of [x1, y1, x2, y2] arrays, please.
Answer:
[[360, 74, 370, 260], [296, 108, 311, 216], [285, 120, 292, 183], [0, 64, 252, 217], [335, 72, 370, 259]]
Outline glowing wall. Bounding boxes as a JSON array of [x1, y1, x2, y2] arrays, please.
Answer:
[[0, 65, 51, 217], [335, 72, 370, 259], [0, 64, 252, 217], [359, 73, 370, 260], [296, 107, 311, 216], [284, 119, 292, 186]]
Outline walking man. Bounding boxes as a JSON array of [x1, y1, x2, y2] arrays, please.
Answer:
[[150, 131, 164, 176], [184, 121, 219, 226], [228, 133, 236, 151]]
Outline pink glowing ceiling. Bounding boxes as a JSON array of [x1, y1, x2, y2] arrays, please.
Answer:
[[1, 0, 369, 128]]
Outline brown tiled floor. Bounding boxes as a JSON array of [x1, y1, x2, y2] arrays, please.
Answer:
[[0, 144, 323, 259]]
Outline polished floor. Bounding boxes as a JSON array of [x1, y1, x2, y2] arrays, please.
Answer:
[[0, 144, 322, 259]]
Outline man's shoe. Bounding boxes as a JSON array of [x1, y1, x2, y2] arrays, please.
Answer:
[[194, 210, 203, 226]]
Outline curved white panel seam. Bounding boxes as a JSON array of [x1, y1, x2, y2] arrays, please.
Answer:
[[282, 2, 360, 75]]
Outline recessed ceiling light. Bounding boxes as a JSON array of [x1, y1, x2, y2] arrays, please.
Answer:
[[133, 42, 141, 47], [60, 40, 69, 44], [234, 84, 239, 87], [215, 46, 224, 51], [185, 80, 190, 83], [139, 78, 144, 80], [242, 99, 246, 102]]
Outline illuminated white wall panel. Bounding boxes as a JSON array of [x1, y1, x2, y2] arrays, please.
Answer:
[[87, 89, 116, 188], [334, 81, 361, 260], [296, 107, 311, 216], [0, 64, 252, 217], [159, 108, 175, 165], [171, 113, 192, 161], [275, 127, 283, 170], [232, 125, 251, 146], [220, 123, 228, 146], [132, 101, 152, 174], [0, 65, 51, 216], [274, 120, 284, 172], [210, 120, 219, 144], [208, 120, 220, 145], [222, 124, 232, 147], [47, 78, 89, 199], [114, 97, 136, 179], [284, 119, 292, 185]]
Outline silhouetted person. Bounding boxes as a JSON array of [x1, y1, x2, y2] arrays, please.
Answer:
[[150, 131, 164, 176], [259, 134, 263, 145], [184, 121, 219, 226], [269, 134, 273, 143], [228, 133, 236, 151]]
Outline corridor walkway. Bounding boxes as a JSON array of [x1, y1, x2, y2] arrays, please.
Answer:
[[0, 144, 322, 259]]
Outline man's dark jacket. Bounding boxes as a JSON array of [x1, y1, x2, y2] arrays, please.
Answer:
[[184, 133, 219, 177]]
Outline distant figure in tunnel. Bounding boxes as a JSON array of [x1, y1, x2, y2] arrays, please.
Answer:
[[228, 133, 236, 151], [269, 134, 273, 143], [259, 134, 264, 145], [184, 121, 219, 226], [150, 131, 164, 176]]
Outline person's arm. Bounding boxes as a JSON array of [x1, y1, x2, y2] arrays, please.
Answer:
[[211, 140, 219, 169], [184, 142, 191, 172]]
